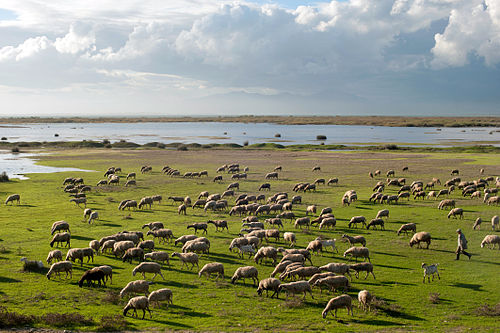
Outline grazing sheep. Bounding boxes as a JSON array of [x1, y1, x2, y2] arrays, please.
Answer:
[[349, 262, 376, 279], [50, 221, 70, 235], [306, 240, 323, 255], [121, 200, 137, 210], [278, 281, 314, 300], [294, 217, 310, 230], [100, 240, 116, 254], [142, 221, 164, 231], [358, 290, 373, 311], [139, 197, 153, 210], [46, 250, 63, 264], [327, 178, 339, 185], [367, 218, 385, 230], [120, 280, 151, 298], [92, 265, 113, 284], [283, 232, 296, 247], [147, 229, 174, 244], [171, 252, 199, 270], [480, 235, 500, 249], [397, 223, 417, 236], [283, 266, 321, 281], [421, 263, 440, 283], [123, 296, 152, 319], [178, 204, 186, 215], [376, 209, 389, 219], [492, 216, 499, 230], [46, 261, 73, 280], [472, 217, 482, 230], [438, 199, 455, 209], [113, 241, 135, 257], [207, 220, 229, 232], [348, 216, 366, 228], [138, 240, 155, 252], [133, 262, 165, 280], [448, 208, 464, 219], [342, 234, 367, 247], [316, 238, 338, 253], [175, 235, 198, 246], [144, 251, 170, 265], [343, 247, 370, 262], [254, 246, 278, 265], [236, 244, 256, 258], [89, 240, 100, 255], [265, 218, 284, 229], [122, 247, 145, 263], [257, 278, 281, 298], [312, 276, 350, 294], [231, 266, 259, 286], [88, 211, 99, 224], [187, 223, 208, 234], [322, 294, 353, 318], [5, 194, 20, 205], [486, 196, 500, 205], [20, 257, 44, 271], [319, 263, 352, 280], [78, 269, 106, 288], [280, 253, 307, 265], [312, 165, 321, 172], [265, 229, 280, 243], [148, 288, 173, 308], [50, 232, 71, 248], [410, 232, 432, 249], [69, 197, 87, 207], [182, 240, 210, 254], [199, 262, 224, 280]]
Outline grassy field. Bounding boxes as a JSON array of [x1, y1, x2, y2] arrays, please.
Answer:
[[0, 148, 499, 331]]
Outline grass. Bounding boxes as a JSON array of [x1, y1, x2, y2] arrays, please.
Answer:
[[0, 148, 499, 331]]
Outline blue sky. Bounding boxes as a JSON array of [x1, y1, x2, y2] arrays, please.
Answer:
[[0, 0, 499, 117]]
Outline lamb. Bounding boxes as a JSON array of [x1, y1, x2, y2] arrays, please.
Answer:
[[421, 263, 440, 283], [344, 247, 370, 262], [358, 290, 373, 311], [199, 262, 224, 280], [278, 281, 314, 300], [409, 231, 432, 249], [46, 250, 63, 264], [376, 209, 389, 219], [133, 262, 165, 280], [342, 234, 366, 247], [171, 252, 199, 270], [312, 275, 350, 294], [142, 221, 164, 231], [123, 296, 152, 319], [447, 208, 464, 219], [322, 294, 353, 318], [46, 261, 73, 280], [5, 194, 20, 205], [50, 232, 71, 248], [492, 215, 499, 230], [254, 246, 278, 265], [283, 232, 296, 247], [120, 280, 151, 297], [50, 221, 70, 235], [231, 266, 259, 286], [349, 262, 376, 279], [397, 223, 417, 236], [122, 247, 145, 263], [348, 216, 366, 228], [257, 277, 281, 298], [481, 235, 500, 249], [78, 269, 106, 288], [148, 288, 173, 308]]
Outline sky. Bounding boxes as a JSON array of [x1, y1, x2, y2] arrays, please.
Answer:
[[0, 0, 499, 117]]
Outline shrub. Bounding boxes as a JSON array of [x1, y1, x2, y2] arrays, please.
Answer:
[[475, 303, 500, 316], [429, 293, 440, 304], [316, 135, 327, 140], [1, 137, 6, 140], [40, 313, 94, 327], [243, 141, 249, 146], [275, 133, 281, 138], [177, 145, 188, 151], [0, 306, 35, 328], [385, 144, 399, 150], [102, 139, 110, 144], [98, 315, 128, 331], [102, 291, 120, 305], [0, 172, 9, 182], [11, 147, 19, 153]]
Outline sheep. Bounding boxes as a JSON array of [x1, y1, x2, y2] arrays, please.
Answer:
[[126, 172, 136, 179], [142, 221, 164, 231], [316, 238, 338, 253], [20, 257, 44, 271], [207, 220, 229, 232], [100, 240, 116, 254], [254, 246, 278, 265], [265, 218, 284, 229], [87, 211, 99, 224], [312, 165, 321, 172], [113, 241, 135, 258], [123, 296, 152, 319], [50, 232, 71, 248], [344, 247, 370, 262], [257, 278, 281, 298], [279, 248, 313, 265], [148, 288, 173, 308], [294, 217, 310, 230], [182, 240, 210, 254], [448, 208, 464, 219], [265, 229, 280, 243], [367, 218, 385, 230], [132, 262, 165, 280], [143, 251, 170, 266], [50, 221, 70, 235], [171, 252, 199, 269], [376, 209, 389, 219], [121, 200, 137, 210], [138, 197, 153, 210], [187, 223, 208, 234], [92, 265, 113, 284], [46, 261, 73, 280], [120, 280, 151, 298], [308, 272, 337, 286], [349, 262, 376, 279], [319, 263, 352, 280], [265, 172, 279, 179], [486, 196, 500, 205], [122, 247, 145, 263], [312, 276, 350, 294], [231, 266, 259, 286], [306, 240, 323, 255], [283, 232, 296, 247], [174, 235, 198, 247], [410, 231, 432, 249], [278, 281, 314, 300], [137, 239, 155, 253], [280, 253, 306, 265], [147, 229, 174, 244], [88, 240, 100, 255], [397, 223, 417, 236], [481, 235, 500, 249], [438, 199, 455, 209], [358, 290, 373, 311], [318, 217, 336, 230], [322, 294, 353, 318], [283, 266, 321, 281], [46, 250, 63, 265], [199, 262, 224, 280], [70, 197, 87, 207], [78, 269, 106, 288], [421, 263, 440, 283], [342, 234, 366, 247], [348, 216, 366, 228], [5, 194, 20, 205], [492, 215, 499, 230], [236, 244, 256, 258]]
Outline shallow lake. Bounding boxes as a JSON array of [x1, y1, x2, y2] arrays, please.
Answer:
[[0, 122, 499, 147]]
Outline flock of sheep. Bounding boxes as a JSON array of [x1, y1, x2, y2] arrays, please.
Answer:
[[8, 159, 500, 324]]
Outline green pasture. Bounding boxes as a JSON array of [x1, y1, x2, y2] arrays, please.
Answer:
[[0, 148, 499, 331]]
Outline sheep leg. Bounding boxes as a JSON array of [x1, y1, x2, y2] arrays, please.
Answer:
[[365, 271, 369, 280]]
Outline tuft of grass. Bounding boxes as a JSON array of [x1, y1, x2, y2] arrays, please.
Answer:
[[97, 315, 128, 331], [280, 297, 304, 309], [475, 304, 500, 317], [101, 291, 120, 305], [0, 306, 35, 328], [40, 313, 94, 327], [0, 171, 9, 182], [429, 292, 440, 304]]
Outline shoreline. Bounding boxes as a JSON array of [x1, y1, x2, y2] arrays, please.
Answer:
[[0, 115, 499, 127]]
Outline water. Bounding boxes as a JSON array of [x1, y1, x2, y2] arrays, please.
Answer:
[[0, 152, 93, 180], [0, 122, 499, 146]]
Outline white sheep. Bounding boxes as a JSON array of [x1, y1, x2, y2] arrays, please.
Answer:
[[358, 290, 373, 311], [257, 277, 281, 298], [319, 263, 352, 280], [492, 215, 499, 231], [198, 262, 224, 280], [283, 232, 296, 247], [409, 232, 432, 249], [46, 250, 63, 264], [316, 237, 337, 253], [473, 217, 482, 230], [349, 262, 376, 279], [481, 235, 500, 249], [182, 240, 210, 254], [148, 288, 173, 308], [100, 240, 116, 254], [120, 280, 151, 297], [231, 266, 259, 286], [46, 260, 73, 280], [343, 247, 371, 262], [123, 296, 152, 319], [50, 232, 71, 248], [254, 246, 278, 265], [322, 294, 353, 318], [144, 251, 170, 265], [88, 211, 99, 224], [278, 281, 314, 300], [113, 240, 135, 257], [421, 263, 440, 283], [171, 252, 199, 270], [89, 240, 100, 255], [237, 244, 256, 258], [93, 265, 113, 284], [132, 262, 165, 280], [312, 275, 350, 294], [51, 221, 70, 235], [397, 223, 416, 236]]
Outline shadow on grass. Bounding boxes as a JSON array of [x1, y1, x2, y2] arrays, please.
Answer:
[[18, 204, 36, 207], [72, 235, 94, 241], [450, 282, 483, 291], [373, 263, 410, 270], [379, 280, 416, 286], [357, 319, 403, 326], [0, 276, 21, 283], [373, 251, 407, 257], [101, 223, 122, 227], [156, 280, 199, 289]]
